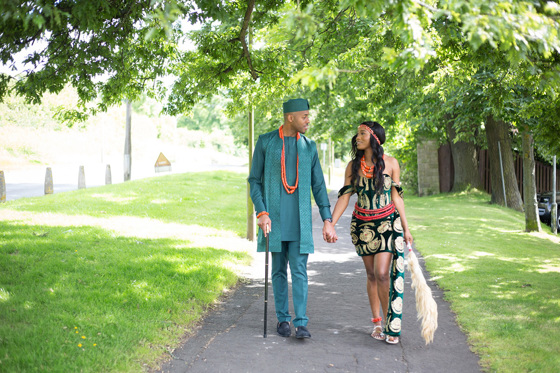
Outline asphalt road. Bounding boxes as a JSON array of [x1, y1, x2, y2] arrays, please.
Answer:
[[2, 162, 247, 201], [3, 164, 108, 201]]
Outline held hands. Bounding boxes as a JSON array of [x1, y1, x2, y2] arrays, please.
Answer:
[[258, 215, 272, 237], [259, 215, 338, 242], [323, 221, 338, 243]]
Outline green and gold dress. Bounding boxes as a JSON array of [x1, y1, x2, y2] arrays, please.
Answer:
[[338, 174, 405, 336]]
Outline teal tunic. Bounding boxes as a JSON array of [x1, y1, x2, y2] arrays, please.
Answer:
[[248, 129, 332, 254], [280, 137, 300, 241]]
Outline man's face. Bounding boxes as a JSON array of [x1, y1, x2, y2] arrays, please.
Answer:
[[290, 110, 310, 134]]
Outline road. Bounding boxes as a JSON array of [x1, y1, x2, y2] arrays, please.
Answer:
[[2, 162, 247, 202]]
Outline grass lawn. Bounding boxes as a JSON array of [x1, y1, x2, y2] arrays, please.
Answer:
[[1, 171, 559, 372], [0, 172, 252, 372], [406, 190, 560, 372]]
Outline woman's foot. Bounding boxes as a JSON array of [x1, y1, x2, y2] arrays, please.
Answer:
[[385, 335, 399, 344], [370, 317, 385, 341]]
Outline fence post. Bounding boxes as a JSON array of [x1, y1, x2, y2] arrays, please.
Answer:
[[552, 156, 557, 234], [45, 167, 53, 195], [78, 166, 86, 189], [0, 171, 6, 203], [105, 165, 112, 185], [498, 141, 507, 207]]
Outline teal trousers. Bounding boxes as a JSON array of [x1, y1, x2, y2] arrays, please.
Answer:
[[271, 241, 309, 327]]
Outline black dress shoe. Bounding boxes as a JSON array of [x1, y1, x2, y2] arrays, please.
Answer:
[[295, 326, 311, 339], [277, 321, 291, 337]]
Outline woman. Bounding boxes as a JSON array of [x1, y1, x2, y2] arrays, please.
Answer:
[[330, 121, 413, 344]]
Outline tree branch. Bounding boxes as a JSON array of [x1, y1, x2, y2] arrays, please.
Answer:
[[338, 66, 375, 73], [239, 0, 258, 80], [412, 0, 440, 13], [319, 7, 350, 36]]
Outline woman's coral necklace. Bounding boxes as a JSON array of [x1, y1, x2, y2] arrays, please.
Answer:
[[361, 155, 374, 179], [279, 125, 300, 194]]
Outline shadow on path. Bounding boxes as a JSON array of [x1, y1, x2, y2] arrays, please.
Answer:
[[156, 192, 481, 373]]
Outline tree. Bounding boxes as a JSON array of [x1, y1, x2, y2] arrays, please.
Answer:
[[3, 1, 560, 113], [0, 0, 179, 113], [444, 115, 481, 192], [521, 124, 542, 231], [1, 0, 183, 181], [3, 0, 560, 234], [485, 114, 524, 211]]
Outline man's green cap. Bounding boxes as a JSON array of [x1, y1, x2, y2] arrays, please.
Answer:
[[283, 98, 310, 113]]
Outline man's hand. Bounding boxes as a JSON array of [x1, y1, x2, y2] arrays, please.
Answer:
[[257, 214, 272, 236], [323, 220, 337, 243]]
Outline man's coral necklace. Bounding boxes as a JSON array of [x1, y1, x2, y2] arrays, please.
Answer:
[[279, 125, 299, 194]]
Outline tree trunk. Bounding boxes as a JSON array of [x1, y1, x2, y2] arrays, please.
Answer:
[[521, 127, 541, 232], [445, 118, 481, 192], [484, 115, 523, 212]]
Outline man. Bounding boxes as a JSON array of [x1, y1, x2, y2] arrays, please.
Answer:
[[248, 98, 336, 339]]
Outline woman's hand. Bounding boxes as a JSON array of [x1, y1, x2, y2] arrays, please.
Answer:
[[404, 229, 413, 246]]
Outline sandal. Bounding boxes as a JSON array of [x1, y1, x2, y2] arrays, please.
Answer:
[[385, 335, 399, 345], [370, 317, 385, 341]]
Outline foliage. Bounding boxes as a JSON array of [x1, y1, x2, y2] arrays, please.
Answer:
[[2, 0, 560, 183], [0, 86, 80, 129], [177, 95, 234, 130], [0, 0, 179, 116]]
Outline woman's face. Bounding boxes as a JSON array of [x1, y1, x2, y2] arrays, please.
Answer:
[[355, 128, 371, 150]]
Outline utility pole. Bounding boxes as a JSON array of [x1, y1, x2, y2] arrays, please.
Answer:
[[124, 99, 132, 182], [552, 155, 557, 234], [246, 21, 256, 241]]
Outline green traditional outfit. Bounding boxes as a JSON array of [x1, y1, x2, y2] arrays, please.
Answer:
[[338, 174, 405, 336], [248, 120, 331, 328]]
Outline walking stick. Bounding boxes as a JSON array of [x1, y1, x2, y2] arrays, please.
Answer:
[[263, 231, 269, 338]]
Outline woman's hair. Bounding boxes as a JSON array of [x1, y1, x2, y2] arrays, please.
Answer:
[[350, 121, 386, 194]]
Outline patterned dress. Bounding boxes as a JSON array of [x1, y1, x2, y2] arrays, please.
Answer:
[[337, 174, 405, 336]]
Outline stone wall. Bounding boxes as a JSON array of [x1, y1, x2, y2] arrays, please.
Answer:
[[417, 139, 440, 196]]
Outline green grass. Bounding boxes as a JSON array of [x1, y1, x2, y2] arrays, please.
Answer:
[[2, 173, 559, 372], [407, 190, 560, 372], [0, 172, 251, 372], [8, 172, 247, 235]]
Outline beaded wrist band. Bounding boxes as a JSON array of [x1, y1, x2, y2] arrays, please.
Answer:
[[256, 211, 269, 219]]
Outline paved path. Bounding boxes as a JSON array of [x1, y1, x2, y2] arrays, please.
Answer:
[[156, 192, 481, 373]]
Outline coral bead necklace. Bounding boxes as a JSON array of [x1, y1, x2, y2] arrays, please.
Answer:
[[279, 125, 300, 194], [361, 155, 374, 179]]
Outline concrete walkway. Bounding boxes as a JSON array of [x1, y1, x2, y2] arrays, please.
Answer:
[[156, 192, 481, 373]]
